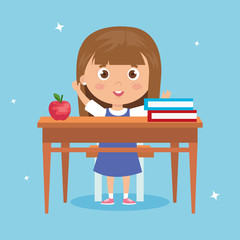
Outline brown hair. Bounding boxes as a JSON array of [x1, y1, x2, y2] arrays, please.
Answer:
[[76, 26, 161, 116]]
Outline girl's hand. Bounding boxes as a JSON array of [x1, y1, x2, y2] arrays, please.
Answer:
[[161, 90, 171, 98], [72, 80, 80, 92], [72, 80, 90, 106]]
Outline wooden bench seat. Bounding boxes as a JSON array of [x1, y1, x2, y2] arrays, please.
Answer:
[[86, 145, 154, 158]]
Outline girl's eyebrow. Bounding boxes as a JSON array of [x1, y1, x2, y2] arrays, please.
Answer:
[[131, 64, 138, 68]]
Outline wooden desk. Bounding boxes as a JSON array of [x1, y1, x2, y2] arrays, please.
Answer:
[[37, 116, 203, 214]]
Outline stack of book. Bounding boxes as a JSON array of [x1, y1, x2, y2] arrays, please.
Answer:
[[144, 98, 197, 122]]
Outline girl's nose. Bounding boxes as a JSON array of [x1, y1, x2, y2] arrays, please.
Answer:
[[115, 81, 122, 85]]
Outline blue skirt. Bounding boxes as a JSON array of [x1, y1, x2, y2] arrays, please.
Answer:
[[93, 143, 142, 177]]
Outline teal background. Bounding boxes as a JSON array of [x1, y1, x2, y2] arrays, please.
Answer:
[[1, 0, 239, 239]]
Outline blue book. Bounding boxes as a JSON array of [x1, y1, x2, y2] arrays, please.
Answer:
[[144, 98, 194, 110]]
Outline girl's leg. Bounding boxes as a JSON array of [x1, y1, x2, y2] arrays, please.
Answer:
[[107, 176, 114, 199], [101, 176, 115, 205], [122, 176, 130, 195], [122, 176, 136, 205]]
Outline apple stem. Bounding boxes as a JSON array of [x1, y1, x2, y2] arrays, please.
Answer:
[[60, 95, 63, 103]]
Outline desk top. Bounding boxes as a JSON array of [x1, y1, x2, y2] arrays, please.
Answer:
[[37, 116, 203, 129]]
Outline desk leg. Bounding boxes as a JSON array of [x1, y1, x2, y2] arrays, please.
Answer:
[[171, 142, 179, 203], [43, 142, 51, 214], [189, 142, 198, 214], [62, 142, 70, 203]]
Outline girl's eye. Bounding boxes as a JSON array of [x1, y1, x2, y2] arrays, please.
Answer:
[[98, 68, 110, 80], [128, 68, 140, 80]]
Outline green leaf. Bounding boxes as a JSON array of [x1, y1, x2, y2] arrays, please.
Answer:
[[60, 95, 63, 103], [54, 93, 61, 102]]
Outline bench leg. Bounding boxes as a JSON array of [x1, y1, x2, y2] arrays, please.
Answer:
[[94, 157, 102, 202], [137, 157, 144, 201]]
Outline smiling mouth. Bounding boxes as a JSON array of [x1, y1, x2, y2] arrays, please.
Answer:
[[113, 91, 124, 97]]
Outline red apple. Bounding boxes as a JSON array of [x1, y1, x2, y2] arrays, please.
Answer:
[[49, 93, 71, 120]]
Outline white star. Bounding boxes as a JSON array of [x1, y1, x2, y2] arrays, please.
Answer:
[[210, 190, 220, 200], [55, 22, 64, 32], [24, 176, 29, 181], [194, 41, 200, 46], [11, 99, 16, 104]]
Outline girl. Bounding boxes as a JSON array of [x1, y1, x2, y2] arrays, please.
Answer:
[[72, 27, 171, 205]]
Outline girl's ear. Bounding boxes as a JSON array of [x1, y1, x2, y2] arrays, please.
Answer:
[[80, 75, 87, 85]]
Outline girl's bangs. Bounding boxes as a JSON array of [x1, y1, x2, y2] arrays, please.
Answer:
[[92, 46, 145, 66]]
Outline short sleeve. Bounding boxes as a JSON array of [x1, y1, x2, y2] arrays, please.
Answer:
[[130, 105, 147, 117], [85, 100, 106, 117]]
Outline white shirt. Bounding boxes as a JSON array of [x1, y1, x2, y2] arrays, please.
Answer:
[[85, 100, 147, 117]]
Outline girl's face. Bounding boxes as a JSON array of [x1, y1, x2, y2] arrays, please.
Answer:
[[81, 53, 149, 106]]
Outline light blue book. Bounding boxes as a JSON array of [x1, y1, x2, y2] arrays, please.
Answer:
[[144, 98, 194, 110]]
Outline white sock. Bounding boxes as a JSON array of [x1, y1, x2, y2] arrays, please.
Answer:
[[109, 193, 113, 199], [124, 193, 128, 199]]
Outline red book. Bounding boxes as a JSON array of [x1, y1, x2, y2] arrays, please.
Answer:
[[148, 110, 197, 122]]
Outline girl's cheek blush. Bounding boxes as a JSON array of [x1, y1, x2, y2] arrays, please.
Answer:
[[95, 83, 105, 90], [132, 83, 142, 90]]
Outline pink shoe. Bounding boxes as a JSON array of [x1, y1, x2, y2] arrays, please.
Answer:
[[101, 198, 114, 205], [122, 198, 136, 205]]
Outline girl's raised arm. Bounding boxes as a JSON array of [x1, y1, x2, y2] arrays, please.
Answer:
[[72, 80, 106, 116], [72, 80, 90, 105]]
